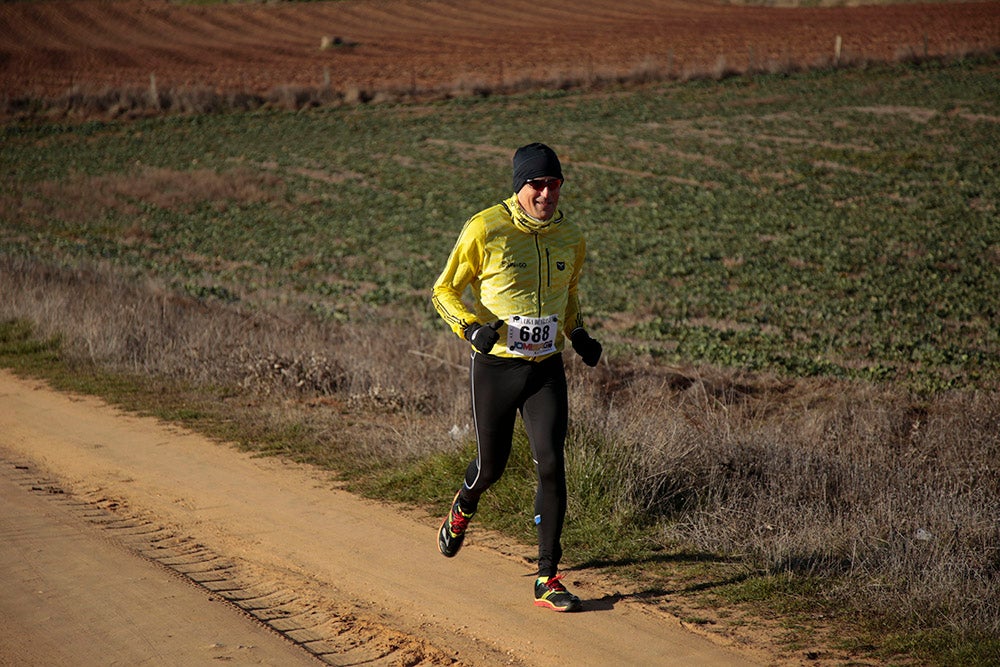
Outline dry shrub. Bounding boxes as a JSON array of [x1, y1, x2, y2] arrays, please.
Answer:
[[268, 85, 339, 110], [167, 87, 226, 115], [6, 46, 999, 123], [0, 256, 460, 461], [55, 85, 152, 118], [566, 362, 1000, 632]]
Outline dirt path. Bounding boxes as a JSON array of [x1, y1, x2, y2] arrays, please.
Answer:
[[0, 462, 321, 666], [0, 369, 760, 666]]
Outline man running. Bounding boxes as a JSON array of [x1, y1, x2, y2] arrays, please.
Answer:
[[431, 142, 603, 612]]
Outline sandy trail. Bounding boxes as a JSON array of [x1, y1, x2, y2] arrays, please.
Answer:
[[0, 369, 758, 666], [0, 462, 320, 666]]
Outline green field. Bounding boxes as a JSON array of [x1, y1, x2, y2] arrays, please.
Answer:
[[4, 57, 998, 392]]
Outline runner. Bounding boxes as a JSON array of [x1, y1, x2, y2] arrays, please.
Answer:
[[431, 142, 603, 612]]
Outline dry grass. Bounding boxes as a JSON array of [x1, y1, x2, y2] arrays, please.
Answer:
[[4, 46, 997, 122], [568, 370, 1000, 632], [2, 254, 998, 646], [4, 166, 285, 225], [0, 256, 463, 461]]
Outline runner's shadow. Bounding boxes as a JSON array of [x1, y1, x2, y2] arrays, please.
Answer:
[[570, 550, 739, 571], [580, 594, 620, 612], [563, 551, 749, 613], [578, 585, 674, 613]]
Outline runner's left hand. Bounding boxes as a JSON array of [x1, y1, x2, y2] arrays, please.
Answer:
[[571, 329, 602, 367]]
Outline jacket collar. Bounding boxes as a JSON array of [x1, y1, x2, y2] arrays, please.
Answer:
[[502, 194, 564, 235]]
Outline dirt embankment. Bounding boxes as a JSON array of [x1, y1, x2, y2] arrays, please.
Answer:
[[2, 0, 998, 100]]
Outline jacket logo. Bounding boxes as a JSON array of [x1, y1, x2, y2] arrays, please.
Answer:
[[502, 258, 528, 270], [556, 261, 566, 271]]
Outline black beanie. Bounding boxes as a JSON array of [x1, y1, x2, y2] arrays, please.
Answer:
[[512, 143, 563, 193]]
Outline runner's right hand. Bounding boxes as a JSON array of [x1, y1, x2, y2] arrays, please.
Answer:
[[465, 320, 503, 354]]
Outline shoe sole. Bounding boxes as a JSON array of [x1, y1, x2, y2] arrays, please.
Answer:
[[533, 598, 582, 612]]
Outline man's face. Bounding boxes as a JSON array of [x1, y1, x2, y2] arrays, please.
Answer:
[[516, 177, 562, 221]]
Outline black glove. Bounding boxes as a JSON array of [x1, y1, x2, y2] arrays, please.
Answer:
[[465, 320, 504, 354], [571, 329, 602, 367]]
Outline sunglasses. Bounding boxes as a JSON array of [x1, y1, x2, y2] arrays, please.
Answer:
[[525, 177, 563, 191]]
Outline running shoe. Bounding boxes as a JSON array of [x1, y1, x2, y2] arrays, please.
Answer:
[[437, 490, 474, 557], [534, 574, 582, 612]]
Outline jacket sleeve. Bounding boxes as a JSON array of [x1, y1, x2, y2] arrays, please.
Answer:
[[564, 235, 586, 337], [432, 217, 483, 339]]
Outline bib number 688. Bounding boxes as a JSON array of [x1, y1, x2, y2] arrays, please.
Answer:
[[520, 324, 551, 343], [507, 314, 559, 357]]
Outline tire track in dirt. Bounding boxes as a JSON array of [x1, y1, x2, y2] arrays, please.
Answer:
[[0, 461, 326, 666], [0, 455, 458, 666]]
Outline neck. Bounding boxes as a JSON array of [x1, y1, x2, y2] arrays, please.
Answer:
[[518, 203, 550, 224], [507, 194, 561, 234]]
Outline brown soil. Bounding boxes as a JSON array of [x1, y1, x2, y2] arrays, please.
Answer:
[[2, 0, 998, 100]]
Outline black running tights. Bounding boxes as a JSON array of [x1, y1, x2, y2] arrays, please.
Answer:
[[458, 352, 568, 578]]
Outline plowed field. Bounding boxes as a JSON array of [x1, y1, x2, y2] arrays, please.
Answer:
[[2, 0, 999, 100]]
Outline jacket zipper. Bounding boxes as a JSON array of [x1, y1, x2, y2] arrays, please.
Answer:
[[534, 235, 544, 318]]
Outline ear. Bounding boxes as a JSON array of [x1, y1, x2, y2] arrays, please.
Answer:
[[489, 320, 504, 330]]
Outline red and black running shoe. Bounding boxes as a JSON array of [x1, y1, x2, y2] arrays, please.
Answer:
[[534, 574, 582, 612], [437, 490, 474, 557]]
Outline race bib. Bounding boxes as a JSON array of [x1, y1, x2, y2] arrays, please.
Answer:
[[506, 314, 559, 357]]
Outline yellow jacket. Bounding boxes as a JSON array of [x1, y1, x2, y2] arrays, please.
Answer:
[[432, 194, 586, 360]]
